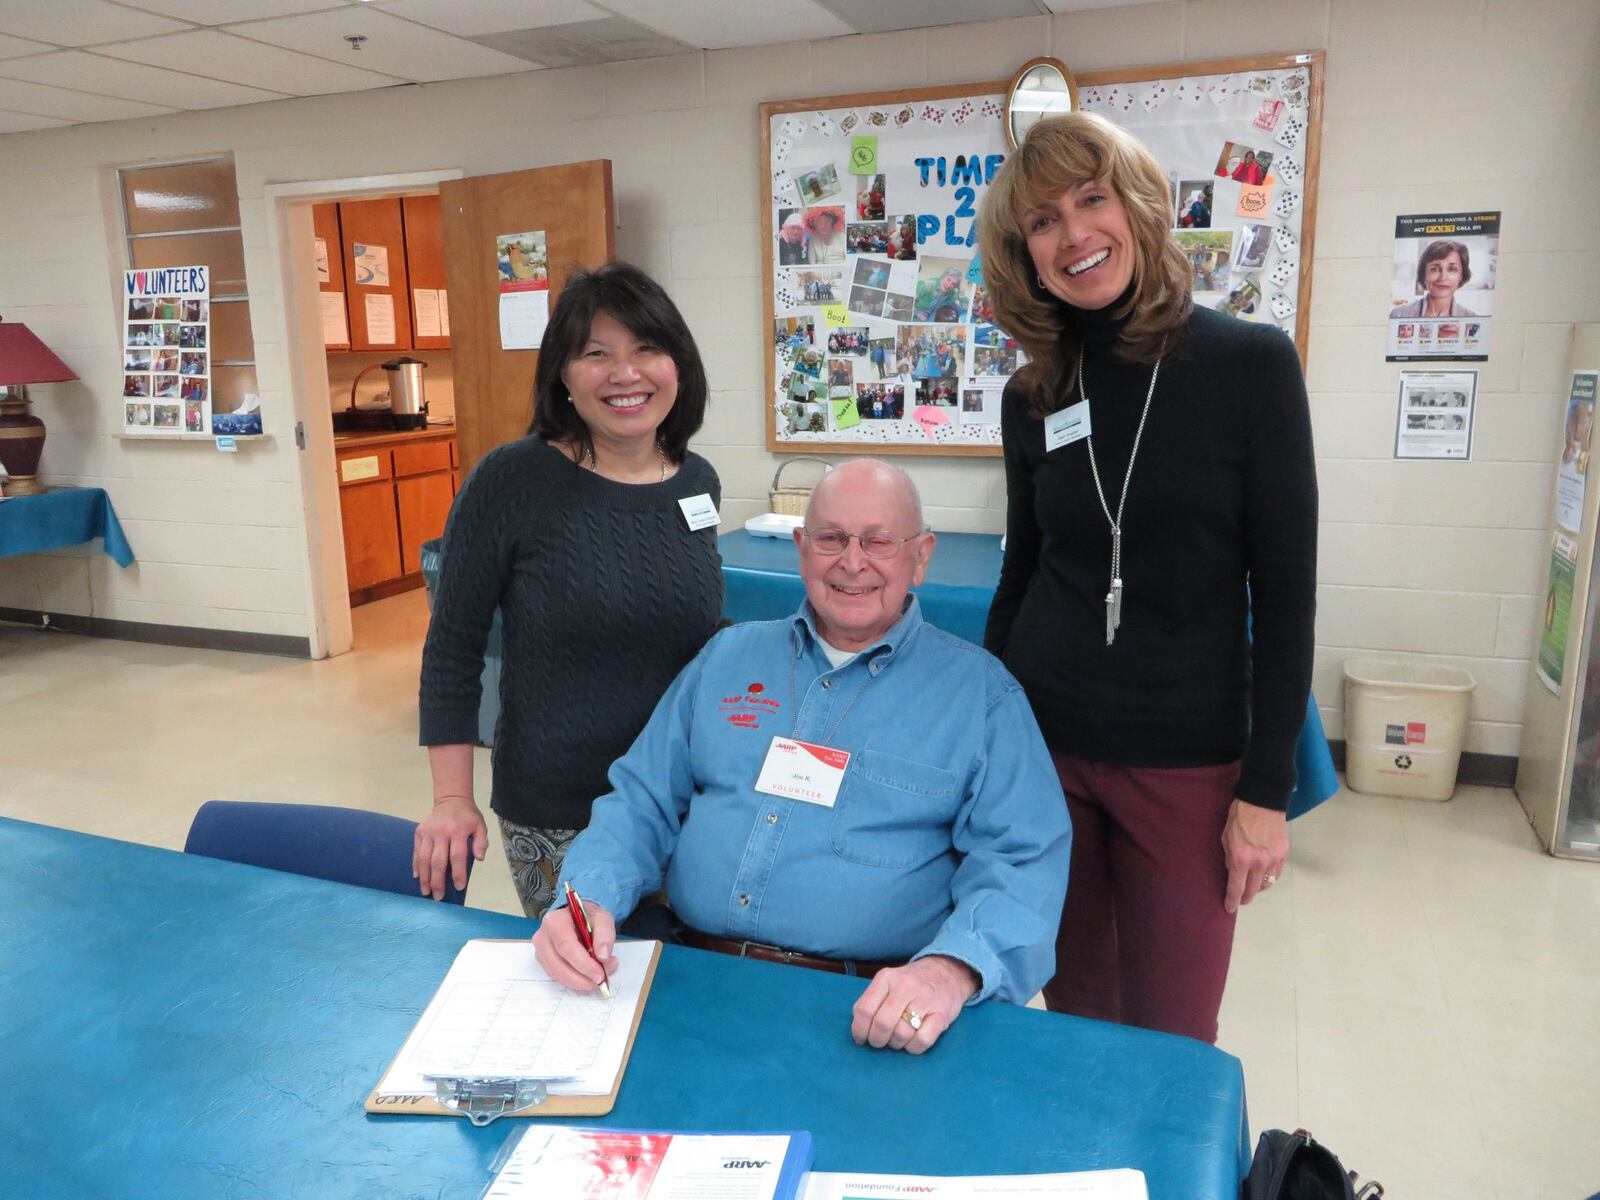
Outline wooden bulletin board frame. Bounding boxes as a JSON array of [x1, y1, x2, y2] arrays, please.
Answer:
[[759, 51, 1324, 457]]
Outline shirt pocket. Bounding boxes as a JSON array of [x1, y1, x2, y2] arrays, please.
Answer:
[[830, 749, 961, 869]]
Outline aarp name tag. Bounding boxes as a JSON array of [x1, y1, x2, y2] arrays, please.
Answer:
[[754, 736, 850, 808], [1043, 401, 1091, 452], [678, 493, 720, 531]]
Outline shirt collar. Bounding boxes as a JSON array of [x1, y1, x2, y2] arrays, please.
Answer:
[[789, 594, 924, 663]]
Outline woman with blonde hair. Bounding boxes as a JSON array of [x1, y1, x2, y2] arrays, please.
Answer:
[[977, 113, 1317, 1044]]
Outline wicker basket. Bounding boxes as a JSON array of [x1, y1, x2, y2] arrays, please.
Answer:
[[769, 457, 832, 516]]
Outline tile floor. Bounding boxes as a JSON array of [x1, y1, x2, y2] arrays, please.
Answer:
[[4, 590, 1597, 1198]]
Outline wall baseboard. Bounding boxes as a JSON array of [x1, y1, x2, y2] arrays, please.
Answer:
[[0, 607, 311, 659], [1326, 740, 1517, 789]]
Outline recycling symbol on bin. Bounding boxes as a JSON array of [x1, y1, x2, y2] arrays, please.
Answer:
[[1394, 754, 1413, 770]]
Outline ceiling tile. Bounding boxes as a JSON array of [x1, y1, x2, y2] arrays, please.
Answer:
[[225, 6, 536, 81], [0, 76, 176, 121], [121, 0, 350, 23], [0, 50, 289, 108], [93, 29, 402, 96], [0, 0, 189, 47], [821, 0, 1039, 34], [600, 0, 854, 50], [1038, 0, 1153, 11], [472, 17, 692, 68], [0, 106, 73, 132], [372, 0, 608, 38], [0, 32, 52, 61]]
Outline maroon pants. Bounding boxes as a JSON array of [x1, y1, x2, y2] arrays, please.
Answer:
[[1045, 752, 1241, 1044]]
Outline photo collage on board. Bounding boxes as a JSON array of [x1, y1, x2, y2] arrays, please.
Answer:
[[123, 268, 211, 436], [772, 100, 1017, 446], [1077, 65, 1313, 332]]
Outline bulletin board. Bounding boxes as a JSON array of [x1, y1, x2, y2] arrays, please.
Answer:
[[760, 51, 1324, 456]]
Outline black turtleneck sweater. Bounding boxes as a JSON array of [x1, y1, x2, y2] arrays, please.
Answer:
[[984, 300, 1318, 811]]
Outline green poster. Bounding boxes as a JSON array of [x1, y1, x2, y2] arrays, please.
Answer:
[[1538, 532, 1578, 696]]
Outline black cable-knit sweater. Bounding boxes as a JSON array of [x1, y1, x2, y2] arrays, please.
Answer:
[[419, 436, 724, 828], [984, 301, 1318, 811]]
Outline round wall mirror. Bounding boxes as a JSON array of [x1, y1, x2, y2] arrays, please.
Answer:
[[1004, 57, 1078, 150]]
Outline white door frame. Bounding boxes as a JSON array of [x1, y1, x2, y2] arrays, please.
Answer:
[[262, 169, 463, 659]]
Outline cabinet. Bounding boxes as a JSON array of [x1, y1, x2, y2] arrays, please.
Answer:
[[340, 197, 412, 353], [336, 430, 456, 605], [316, 196, 450, 354], [312, 202, 350, 351]]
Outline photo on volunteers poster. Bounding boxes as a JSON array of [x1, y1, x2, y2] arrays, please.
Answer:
[[1538, 531, 1579, 697], [1393, 370, 1476, 460], [1386, 211, 1499, 362], [1555, 370, 1599, 533]]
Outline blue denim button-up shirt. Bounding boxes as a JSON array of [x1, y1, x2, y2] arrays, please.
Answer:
[[559, 597, 1071, 1005]]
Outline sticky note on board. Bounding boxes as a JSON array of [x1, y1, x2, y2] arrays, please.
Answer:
[[849, 136, 879, 175], [912, 405, 950, 436], [1235, 182, 1274, 219], [832, 398, 861, 429], [966, 251, 984, 286], [822, 304, 849, 327]]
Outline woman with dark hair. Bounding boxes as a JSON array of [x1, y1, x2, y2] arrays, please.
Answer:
[[414, 261, 724, 917], [1389, 239, 1477, 318], [976, 113, 1317, 1045]]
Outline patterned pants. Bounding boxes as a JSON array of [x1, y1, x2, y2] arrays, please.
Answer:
[[496, 818, 579, 919]]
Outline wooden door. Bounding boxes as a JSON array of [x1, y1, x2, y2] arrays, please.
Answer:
[[402, 194, 449, 352], [440, 161, 615, 472], [340, 197, 413, 352], [312, 202, 350, 351], [397, 473, 455, 574]]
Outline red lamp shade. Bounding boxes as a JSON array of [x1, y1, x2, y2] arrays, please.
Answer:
[[0, 317, 77, 495], [0, 319, 78, 386]]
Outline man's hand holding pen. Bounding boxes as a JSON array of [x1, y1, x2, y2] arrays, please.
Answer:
[[534, 891, 619, 996]]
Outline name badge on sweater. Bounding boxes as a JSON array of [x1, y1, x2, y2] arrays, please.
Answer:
[[754, 736, 850, 807], [1043, 401, 1091, 452], [678, 493, 720, 531]]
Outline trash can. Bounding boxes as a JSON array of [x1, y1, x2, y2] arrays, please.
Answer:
[[1342, 659, 1476, 801]]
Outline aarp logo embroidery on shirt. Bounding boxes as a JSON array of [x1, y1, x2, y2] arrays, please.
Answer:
[[720, 682, 781, 729]]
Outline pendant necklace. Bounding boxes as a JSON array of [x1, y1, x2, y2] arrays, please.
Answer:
[[584, 441, 667, 482], [1079, 350, 1162, 646]]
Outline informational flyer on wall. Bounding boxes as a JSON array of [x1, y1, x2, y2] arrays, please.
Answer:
[[122, 265, 210, 436], [1386, 211, 1498, 362], [497, 229, 549, 349], [1555, 369, 1599, 533], [1393, 369, 1476, 459], [1538, 531, 1580, 696]]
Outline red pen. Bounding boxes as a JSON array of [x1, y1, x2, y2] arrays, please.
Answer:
[[563, 882, 612, 1000]]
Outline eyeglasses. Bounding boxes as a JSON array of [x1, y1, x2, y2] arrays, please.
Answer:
[[801, 527, 924, 559]]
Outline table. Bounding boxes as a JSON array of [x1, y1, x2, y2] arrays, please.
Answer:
[[1, 817, 1250, 1199], [720, 529, 1340, 819], [0, 486, 134, 566]]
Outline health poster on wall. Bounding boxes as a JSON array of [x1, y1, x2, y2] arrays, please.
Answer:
[[1385, 211, 1498, 362], [496, 229, 549, 350], [122, 265, 210, 436], [1555, 370, 1598, 533], [1538, 531, 1579, 697], [1393, 370, 1476, 460]]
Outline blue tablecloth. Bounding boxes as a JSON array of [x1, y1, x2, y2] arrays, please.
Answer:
[[721, 530, 1339, 818], [0, 486, 135, 566], [0, 816, 1249, 1199]]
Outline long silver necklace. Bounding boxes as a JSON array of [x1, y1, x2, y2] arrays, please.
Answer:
[[584, 441, 667, 482], [1078, 351, 1162, 646]]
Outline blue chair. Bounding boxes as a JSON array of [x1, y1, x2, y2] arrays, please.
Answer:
[[183, 801, 471, 905]]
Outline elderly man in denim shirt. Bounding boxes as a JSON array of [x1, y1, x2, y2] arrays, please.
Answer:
[[535, 460, 1070, 1054]]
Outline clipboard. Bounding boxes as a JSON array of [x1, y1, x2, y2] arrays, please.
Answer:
[[365, 937, 660, 1123]]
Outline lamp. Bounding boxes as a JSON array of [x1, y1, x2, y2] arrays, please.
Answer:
[[0, 317, 78, 496]]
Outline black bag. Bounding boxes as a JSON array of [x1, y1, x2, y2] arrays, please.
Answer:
[[1243, 1129, 1383, 1200]]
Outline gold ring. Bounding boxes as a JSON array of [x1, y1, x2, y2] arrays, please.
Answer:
[[901, 1006, 923, 1031]]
